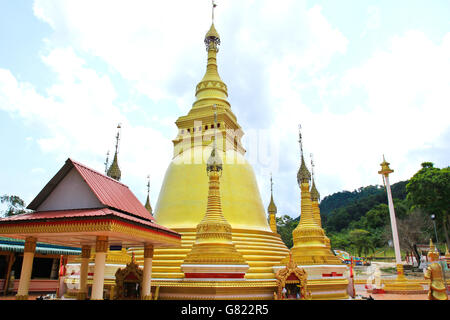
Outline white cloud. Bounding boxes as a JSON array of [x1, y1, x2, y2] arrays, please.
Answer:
[[0, 45, 172, 202]]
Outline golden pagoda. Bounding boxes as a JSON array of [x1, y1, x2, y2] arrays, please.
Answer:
[[267, 175, 278, 234], [275, 127, 348, 299], [181, 119, 249, 280], [283, 128, 341, 266], [129, 4, 289, 299]]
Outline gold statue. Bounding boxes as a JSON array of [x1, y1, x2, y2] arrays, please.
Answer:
[[424, 240, 448, 300]]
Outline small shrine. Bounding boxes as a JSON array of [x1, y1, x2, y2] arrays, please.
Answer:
[[275, 254, 311, 300], [114, 254, 143, 300]]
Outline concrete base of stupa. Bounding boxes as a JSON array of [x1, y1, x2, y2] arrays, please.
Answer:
[[273, 264, 350, 300], [151, 279, 278, 300]]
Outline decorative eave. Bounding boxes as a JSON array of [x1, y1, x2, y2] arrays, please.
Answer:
[[0, 208, 181, 248]]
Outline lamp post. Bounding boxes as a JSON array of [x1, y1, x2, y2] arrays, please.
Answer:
[[430, 214, 439, 245]]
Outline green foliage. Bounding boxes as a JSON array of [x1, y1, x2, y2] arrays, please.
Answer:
[[322, 181, 408, 234], [406, 162, 450, 246], [0, 195, 27, 217], [276, 215, 298, 248], [348, 229, 374, 257]]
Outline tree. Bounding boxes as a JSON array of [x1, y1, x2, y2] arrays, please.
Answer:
[[386, 209, 433, 265], [276, 215, 298, 248], [348, 229, 374, 257], [0, 195, 28, 217], [328, 232, 350, 252], [406, 162, 450, 247]]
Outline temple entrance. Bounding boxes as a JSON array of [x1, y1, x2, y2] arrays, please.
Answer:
[[275, 254, 311, 300], [114, 259, 143, 300]]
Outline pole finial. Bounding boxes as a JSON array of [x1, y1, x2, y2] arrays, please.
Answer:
[[212, 0, 217, 23], [104, 150, 110, 174], [115, 123, 122, 155], [270, 173, 273, 194], [298, 124, 303, 156]]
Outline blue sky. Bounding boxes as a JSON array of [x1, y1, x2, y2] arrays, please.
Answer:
[[0, 0, 449, 218]]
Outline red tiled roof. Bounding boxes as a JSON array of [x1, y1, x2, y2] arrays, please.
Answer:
[[28, 158, 154, 222], [70, 159, 153, 221]]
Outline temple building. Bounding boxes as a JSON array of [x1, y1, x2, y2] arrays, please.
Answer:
[[0, 237, 80, 296], [0, 158, 180, 300]]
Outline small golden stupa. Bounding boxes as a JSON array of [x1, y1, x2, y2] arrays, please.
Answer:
[[181, 120, 249, 279], [282, 129, 341, 266], [275, 127, 348, 299], [310, 156, 331, 249]]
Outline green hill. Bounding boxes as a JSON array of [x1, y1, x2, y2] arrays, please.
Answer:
[[320, 181, 409, 233]]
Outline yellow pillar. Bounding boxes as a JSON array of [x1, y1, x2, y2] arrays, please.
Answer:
[[77, 245, 91, 300], [16, 237, 37, 300], [141, 244, 154, 300], [91, 236, 108, 300]]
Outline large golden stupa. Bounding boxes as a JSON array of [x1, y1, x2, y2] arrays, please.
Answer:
[[128, 18, 290, 299]]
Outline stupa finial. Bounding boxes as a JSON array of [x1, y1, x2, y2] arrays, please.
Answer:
[[107, 123, 122, 181], [297, 124, 311, 185], [145, 175, 152, 215], [212, 0, 217, 23], [268, 174, 277, 213], [310, 154, 320, 202]]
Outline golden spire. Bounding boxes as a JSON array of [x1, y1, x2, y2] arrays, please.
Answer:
[[107, 124, 122, 181], [268, 174, 278, 233], [268, 174, 277, 214], [297, 125, 311, 185], [282, 126, 341, 265], [193, 1, 229, 110], [144, 175, 153, 215], [309, 154, 322, 229], [310, 154, 320, 202], [183, 110, 247, 265]]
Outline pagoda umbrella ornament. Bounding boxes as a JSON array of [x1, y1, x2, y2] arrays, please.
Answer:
[[378, 156, 422, 293]]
